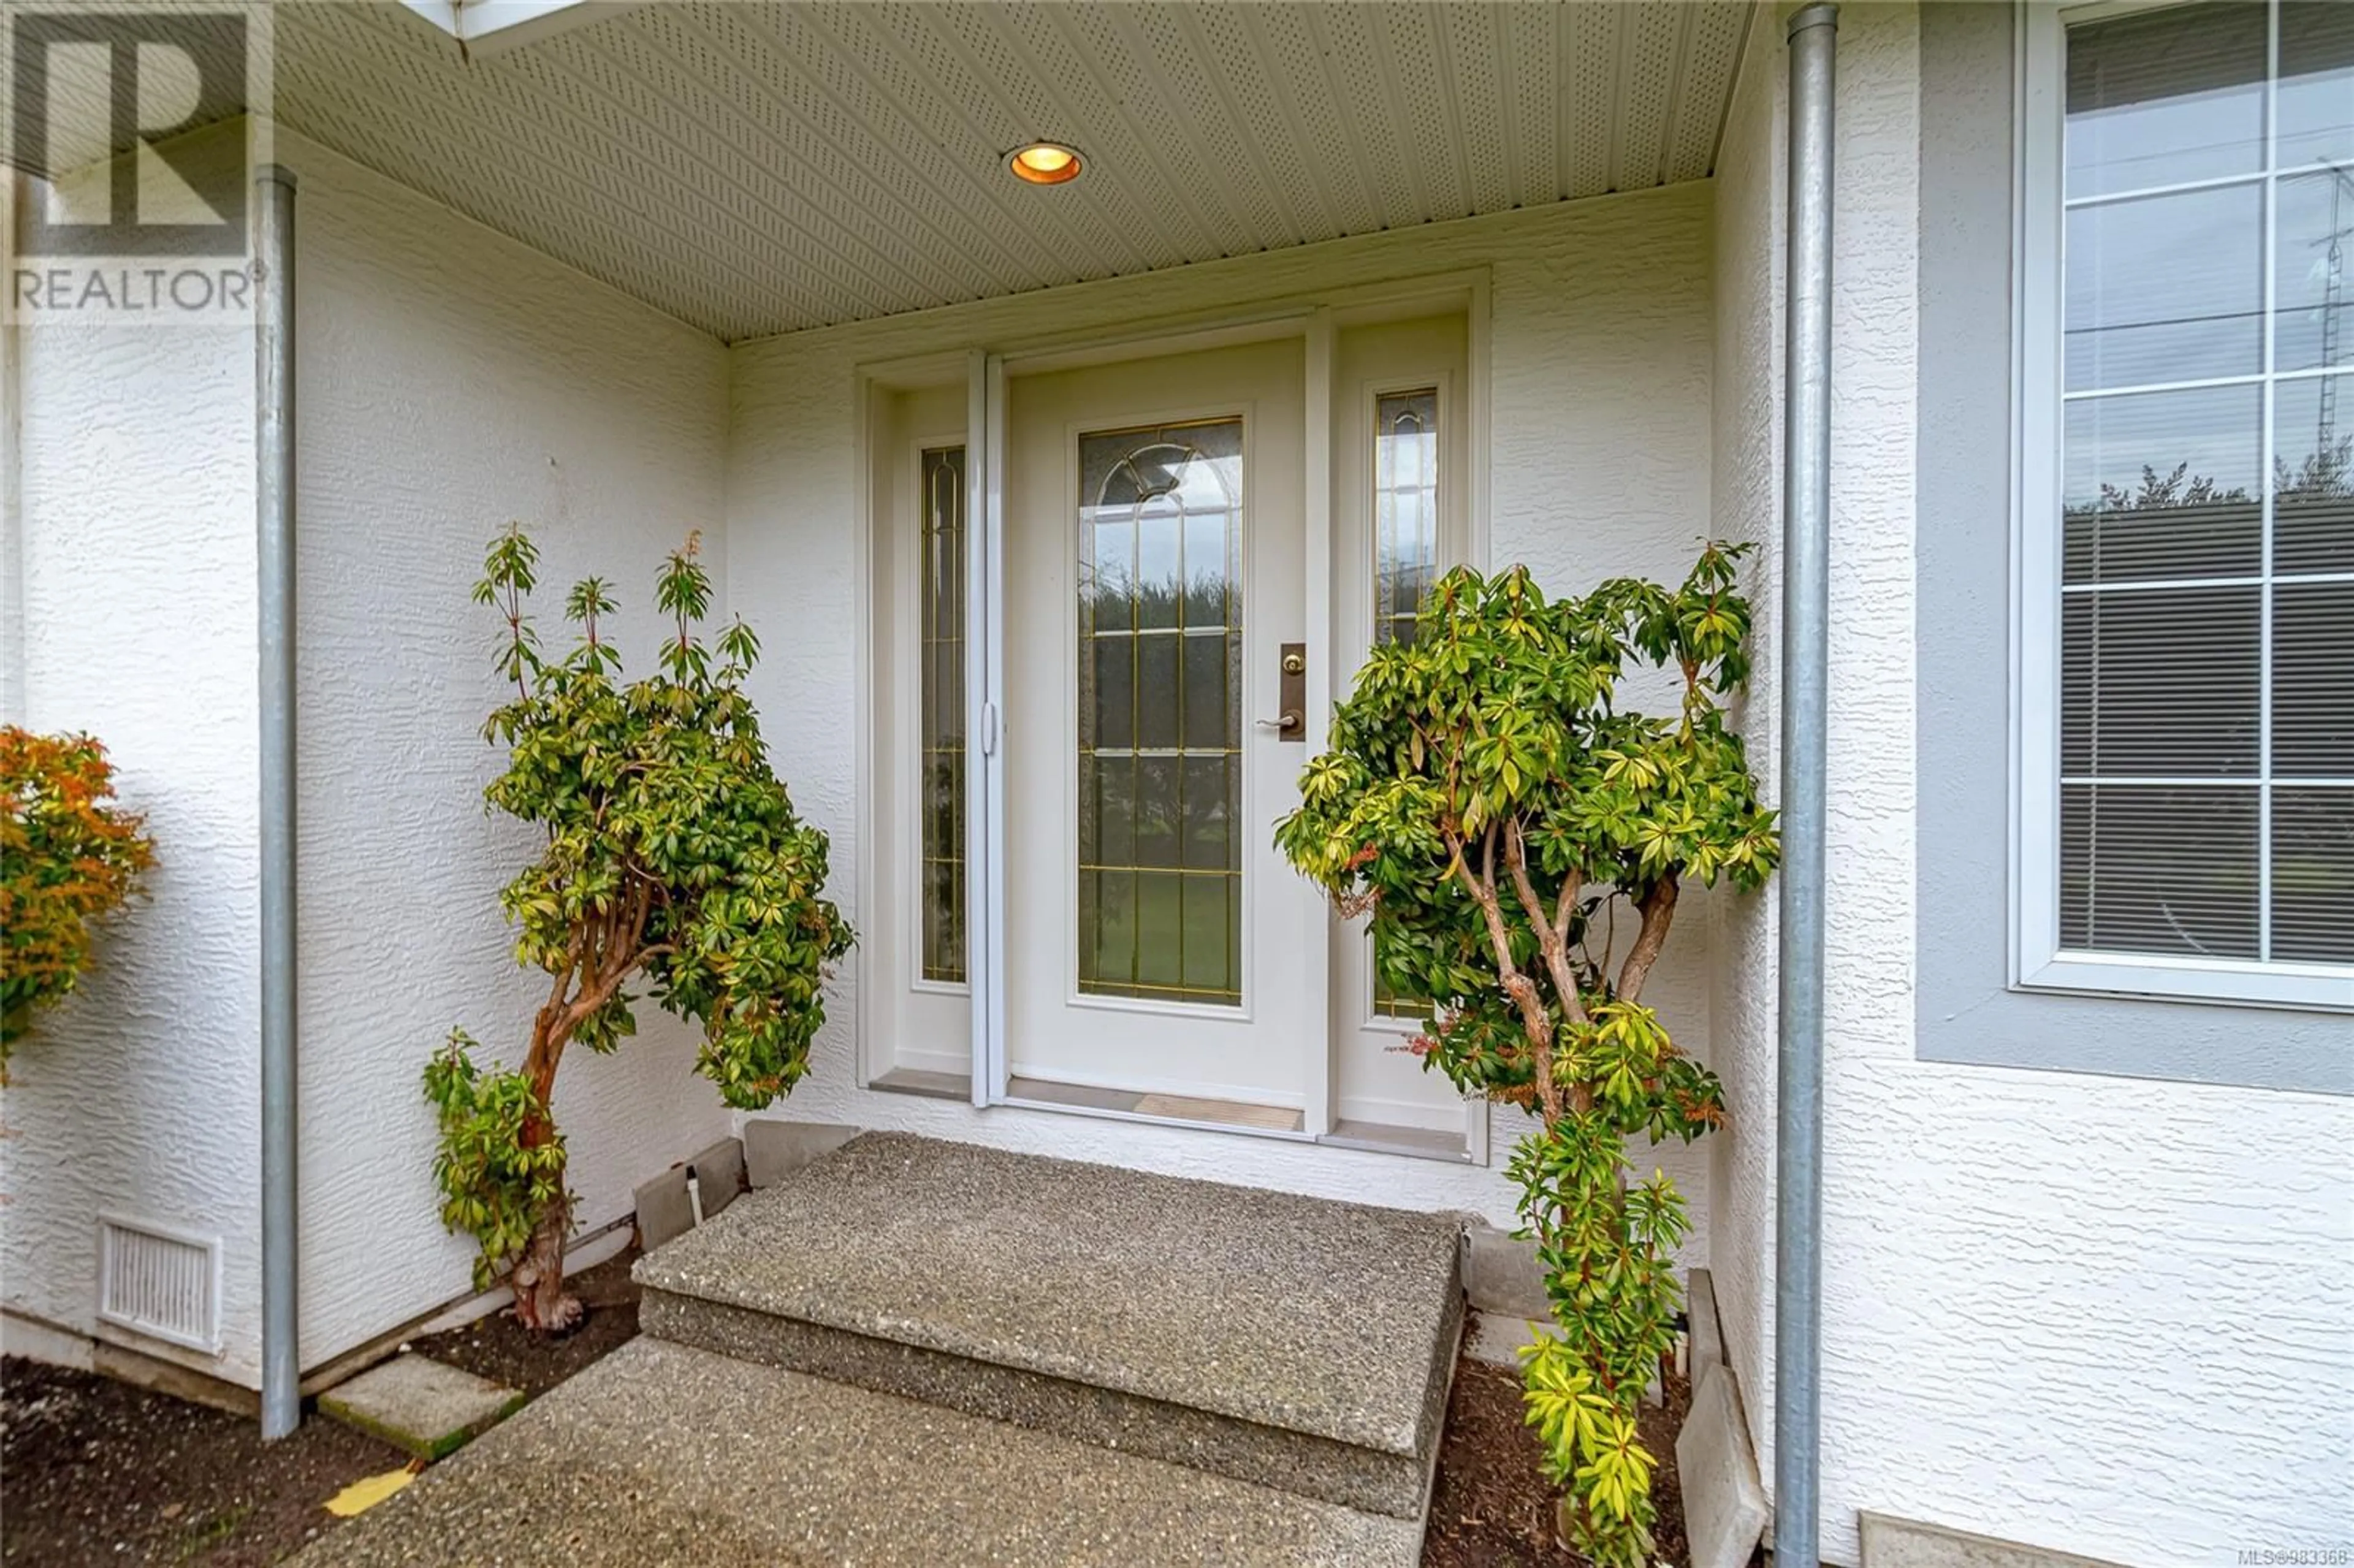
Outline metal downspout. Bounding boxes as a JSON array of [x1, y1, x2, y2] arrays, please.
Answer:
[[1778, 6, 1837, 1564], [3, 173, 25, 725], [256, 164, 300, 1442]]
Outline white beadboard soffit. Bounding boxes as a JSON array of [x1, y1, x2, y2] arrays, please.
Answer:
[[273, 1, 1752, 343]]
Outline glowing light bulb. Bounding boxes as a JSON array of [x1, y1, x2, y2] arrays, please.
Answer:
[[1008, 142, 1083, 185]]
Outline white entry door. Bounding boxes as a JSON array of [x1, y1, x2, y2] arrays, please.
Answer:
[[1000, 338, 1317, 1116]]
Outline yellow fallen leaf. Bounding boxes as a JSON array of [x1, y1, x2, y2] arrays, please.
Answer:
[[325, 1468, 416, 1518]]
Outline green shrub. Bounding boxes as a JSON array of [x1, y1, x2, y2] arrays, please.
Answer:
[[425, 528, 852, 1331], [1276, 545, 1777, 1564]]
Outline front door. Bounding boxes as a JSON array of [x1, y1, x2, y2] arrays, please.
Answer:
[[1001, 338, 1316, 1120]]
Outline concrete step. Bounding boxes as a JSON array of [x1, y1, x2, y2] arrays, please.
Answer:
[[633, 1131, 1463, 1520], [289, 1337, 1425, 1567]]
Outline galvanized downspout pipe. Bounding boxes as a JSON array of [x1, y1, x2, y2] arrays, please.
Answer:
[[1777, 6, 1837, 1563], [255, 164, 300, 1442]]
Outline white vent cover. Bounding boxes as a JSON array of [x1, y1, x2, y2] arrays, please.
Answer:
[[97, 1214, 221, 1354]]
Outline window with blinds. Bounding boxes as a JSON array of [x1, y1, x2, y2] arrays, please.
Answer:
[[2035, 1, 2352, 998]]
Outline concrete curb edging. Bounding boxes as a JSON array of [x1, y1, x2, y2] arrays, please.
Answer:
[[1675, 1269, 1769, 1568], [1859, 1513, 2135, 1568], [318, 1355, 527, 1461]]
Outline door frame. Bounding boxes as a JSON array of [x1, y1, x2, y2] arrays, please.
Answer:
[[853, 268, 1493, 1157]]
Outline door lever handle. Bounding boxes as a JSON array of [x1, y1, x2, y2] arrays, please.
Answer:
[[1269, 641, 1307, 742]]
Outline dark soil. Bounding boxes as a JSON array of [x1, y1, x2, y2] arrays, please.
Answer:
[[0, 1358, 402, 1567], [404, 1246, 642, 1398], [0, 1249, 642, 1568], [1420, 1350, 1693, 1568]]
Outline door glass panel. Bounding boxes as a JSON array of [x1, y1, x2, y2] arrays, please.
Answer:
[[1076, 419, 1244, 1006], [1374, 389, 1440, 649], [1373, 389, 1439, 1019], [919, 446, 966, 984]]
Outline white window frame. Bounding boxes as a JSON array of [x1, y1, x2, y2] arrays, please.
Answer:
[[2013, 0, 2354, 1013]]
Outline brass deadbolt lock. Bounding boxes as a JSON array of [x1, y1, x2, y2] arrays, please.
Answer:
[[1281, 650, 1306, 676]]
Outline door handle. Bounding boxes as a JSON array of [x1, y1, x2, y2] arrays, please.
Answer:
[[1267, 641, 1307, 742]]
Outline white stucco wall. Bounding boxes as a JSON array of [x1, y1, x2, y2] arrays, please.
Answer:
[[274, 130, 737, 1370], [4, 312, 262, 1382], [1712, 8, 2354, 1565], [726, 188, 1727, 1235], [1706, 0, 1788, 1509]]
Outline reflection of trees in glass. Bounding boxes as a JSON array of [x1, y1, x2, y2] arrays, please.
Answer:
[[1078, 560, 1241, 1002], [2277, 432, 2353, 496], [1080, 575, 1236, 869], [923, 753, 962, 980], [2066, 438, 2354, 519], [2080, 459, 2251, 513]]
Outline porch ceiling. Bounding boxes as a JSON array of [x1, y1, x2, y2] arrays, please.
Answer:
[[274, 1, 1753, 343]]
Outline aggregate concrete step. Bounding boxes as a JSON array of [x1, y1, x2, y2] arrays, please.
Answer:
[[289, 1337, 1425, 1567], [633, 1131, 1463, 1520]]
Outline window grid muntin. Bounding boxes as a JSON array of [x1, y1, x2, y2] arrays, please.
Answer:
[[1075, 418, 1246, 1008], [2054, 0, 2352, 972], [918, 446, 968, 985], [1371, 387, 1441, 1021]]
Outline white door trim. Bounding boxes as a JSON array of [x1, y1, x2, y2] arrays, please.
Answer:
[[1301, 308, 1336, 1136], [849, 270, 1493, 1157], [969, 349, 1009, 1107]]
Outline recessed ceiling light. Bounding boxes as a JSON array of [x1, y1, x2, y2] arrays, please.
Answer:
[[1007, 142, 1083, 185]]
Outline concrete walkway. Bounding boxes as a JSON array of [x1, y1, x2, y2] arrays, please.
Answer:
[[294, 1132, 1466, 1564], [289, 1336, 1423, 1566]]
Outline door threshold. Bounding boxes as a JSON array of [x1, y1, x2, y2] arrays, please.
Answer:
[[1003, 1076, 1309, 1138], [1318, 1118, 1475, 1164], [867, 1067, 971, 1102], [869, 1070, 1476, 1165]]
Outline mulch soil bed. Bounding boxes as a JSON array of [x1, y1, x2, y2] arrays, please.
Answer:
[[403, 1247, 642, 1399], [7, 1251, 1693, 1568], [0, 1250, 642, 1568], [0, 1357, 400, 1567], [1420, 1350, 1692, 1568]]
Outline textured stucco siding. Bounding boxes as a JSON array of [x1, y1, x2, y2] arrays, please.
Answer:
[[727, 187, 1724, 1235], [1705, 0, 1787, 1518], [275, 130, 737, 1369], [1711, 8, 2354, 1566], [5, 315, 263, 1381]]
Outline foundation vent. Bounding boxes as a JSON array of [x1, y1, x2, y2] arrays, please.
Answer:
[[97, 1214, 221, 1354]]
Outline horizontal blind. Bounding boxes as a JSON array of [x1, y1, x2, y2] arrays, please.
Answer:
[[2059, 1, 2353, 968]]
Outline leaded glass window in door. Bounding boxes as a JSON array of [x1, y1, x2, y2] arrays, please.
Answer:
[[1076, 419, 1244, 1005], [919, 446, 966, 984], [1374, 389, 1440, 649], [1373, 389, 1439, 1019]]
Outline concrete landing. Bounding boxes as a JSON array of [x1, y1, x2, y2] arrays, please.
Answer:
[[634, 1131, 1463, 1518], [289, 1336, 1425, 1567]]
